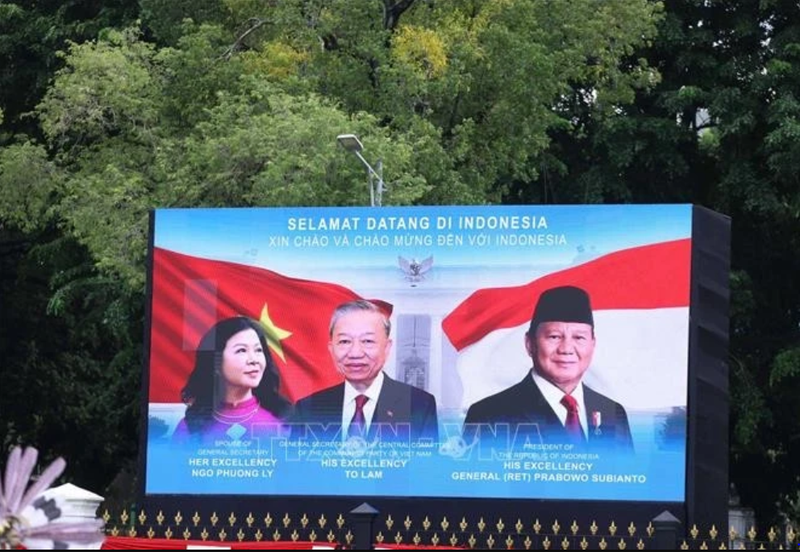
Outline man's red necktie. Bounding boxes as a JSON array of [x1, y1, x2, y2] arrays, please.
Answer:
[[348, 394, 369, 438], [560, 394, 584, 443]]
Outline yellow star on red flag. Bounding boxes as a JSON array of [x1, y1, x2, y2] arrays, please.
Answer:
[[259, 303, 292, 361]]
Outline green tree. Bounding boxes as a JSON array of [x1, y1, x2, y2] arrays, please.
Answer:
[[0, 0, 138, 137], [222, 0, 660, 201]]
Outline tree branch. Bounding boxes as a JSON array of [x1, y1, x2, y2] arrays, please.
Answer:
[[383, 0, 416, 31], [220, 18, 269, 61]]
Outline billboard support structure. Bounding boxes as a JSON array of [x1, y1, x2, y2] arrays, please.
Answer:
[[349, 502, 379, 550]]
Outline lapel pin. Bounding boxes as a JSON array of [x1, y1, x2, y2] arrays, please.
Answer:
[[591, 411, 602, 436]]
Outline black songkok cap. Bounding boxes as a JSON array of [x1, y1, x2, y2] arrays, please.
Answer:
[[529, 286, 594, 334]]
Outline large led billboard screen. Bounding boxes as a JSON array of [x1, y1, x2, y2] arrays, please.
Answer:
[[143, 204, 691, 502]]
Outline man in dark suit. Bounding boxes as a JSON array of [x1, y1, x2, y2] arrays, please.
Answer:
[[292, 300, 438, 444], [463, 286, 633, 452]]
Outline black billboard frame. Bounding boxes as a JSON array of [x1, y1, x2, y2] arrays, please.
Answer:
[[135, 205, 731, 535]]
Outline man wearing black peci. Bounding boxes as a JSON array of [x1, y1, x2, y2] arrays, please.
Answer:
[[463, 285, 633, 452]]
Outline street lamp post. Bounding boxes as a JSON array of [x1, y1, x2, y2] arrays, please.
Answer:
[[336, 133, 385, 207]]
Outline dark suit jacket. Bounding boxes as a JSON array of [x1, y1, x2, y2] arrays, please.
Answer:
[[292, 374, 439, 443], [463, 374, 633, 452]]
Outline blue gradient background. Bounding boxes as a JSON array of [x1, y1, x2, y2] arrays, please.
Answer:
[[145, 204, 692, 501]]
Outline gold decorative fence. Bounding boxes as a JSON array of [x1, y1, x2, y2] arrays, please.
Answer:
[[100, 507, 798, 549]]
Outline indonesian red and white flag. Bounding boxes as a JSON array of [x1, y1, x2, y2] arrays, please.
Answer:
[[442, 239, 692, 411], [149, 248, 392, 403]]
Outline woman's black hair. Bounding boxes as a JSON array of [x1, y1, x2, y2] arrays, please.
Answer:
[[180, 316, 292, 433]]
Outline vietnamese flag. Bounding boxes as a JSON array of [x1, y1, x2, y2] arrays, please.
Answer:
[[148, 248, 391, 403], [442, 239, 692, 412]]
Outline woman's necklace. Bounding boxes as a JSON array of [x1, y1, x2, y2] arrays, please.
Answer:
[[212, 404, 259, 425]]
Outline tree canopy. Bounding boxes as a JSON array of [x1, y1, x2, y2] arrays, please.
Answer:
[[1, 0, 799, 526]]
